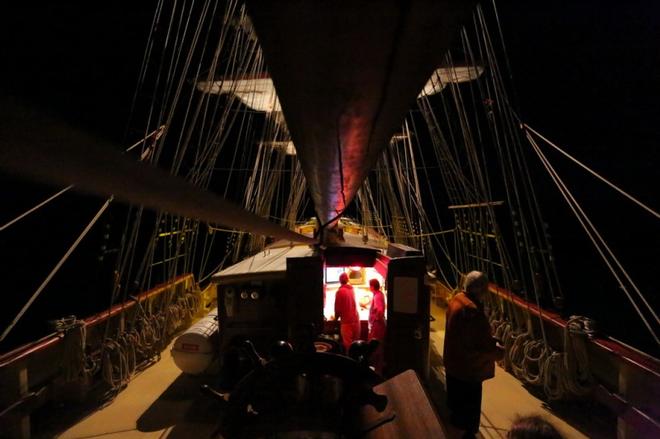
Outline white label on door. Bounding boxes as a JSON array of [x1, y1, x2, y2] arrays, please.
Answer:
[[393, 276, 418, 314]]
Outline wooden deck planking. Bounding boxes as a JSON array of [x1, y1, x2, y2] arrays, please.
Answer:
[[58, 341, 220, 439]]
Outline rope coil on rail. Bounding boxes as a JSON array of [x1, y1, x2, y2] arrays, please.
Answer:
[[53, 315, 96, 382], [489, 310, 594, 400], [94, 284, 203, 396]]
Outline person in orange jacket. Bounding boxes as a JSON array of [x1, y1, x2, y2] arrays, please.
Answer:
[[443, 271, 504, 438]]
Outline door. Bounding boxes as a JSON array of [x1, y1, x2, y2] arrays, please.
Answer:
[[286, 255, 324, 344], [385, 256, 430, 380]]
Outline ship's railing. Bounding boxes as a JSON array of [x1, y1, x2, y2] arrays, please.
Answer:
[[0, 273, 202, 439], [487, 284, 660, 439]]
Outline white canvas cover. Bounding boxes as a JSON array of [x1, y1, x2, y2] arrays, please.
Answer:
[[197, 65, 484, 114], [418, 66, 485, 97], [212, 243, 314, 283], [197, 77, 281, 112]]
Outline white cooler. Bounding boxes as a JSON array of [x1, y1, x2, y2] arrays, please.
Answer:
[[171, 308, 219, 375]]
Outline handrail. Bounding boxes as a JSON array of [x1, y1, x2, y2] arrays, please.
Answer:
[[489, 284, 660, 379], [0, 334, 63, 369], [0, 274, 194, 369], [84, 274, 192, 326]]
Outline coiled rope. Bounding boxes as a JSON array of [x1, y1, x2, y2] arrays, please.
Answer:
[[99, 286, 202, 395], [490, 311, 594, 400], [54, 316, 98, 382]]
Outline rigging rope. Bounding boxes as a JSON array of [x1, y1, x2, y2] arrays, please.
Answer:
[[410, 7, 591, 399], [1, 198, 113, 342], [527, 132, 659, 345], [0, 197, 112, 341], [53, 315, 97, 382], [0, 185, 73, 232], [524, 123, 659, 220]]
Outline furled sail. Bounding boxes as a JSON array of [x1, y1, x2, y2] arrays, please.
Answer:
[[245, 0, 477, 227]]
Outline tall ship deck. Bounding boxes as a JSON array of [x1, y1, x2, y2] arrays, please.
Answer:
[[1, 1, 658, 438]]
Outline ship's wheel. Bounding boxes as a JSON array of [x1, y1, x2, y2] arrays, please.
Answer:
[[216, 343, 387, 438]]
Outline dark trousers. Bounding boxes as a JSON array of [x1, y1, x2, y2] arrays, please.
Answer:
[[446, 374, 483, 437]]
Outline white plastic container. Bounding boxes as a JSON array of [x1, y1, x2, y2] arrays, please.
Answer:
[[171, 308, 219, 375]]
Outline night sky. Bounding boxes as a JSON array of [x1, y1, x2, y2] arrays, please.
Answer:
[[1, 1, 658, 354], [498, 1, 659, 355]]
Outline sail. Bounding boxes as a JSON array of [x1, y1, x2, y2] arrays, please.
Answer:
[[245, 0, 477, 226]]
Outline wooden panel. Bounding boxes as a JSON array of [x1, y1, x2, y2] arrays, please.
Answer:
[[286, 256, 324, 339], [360, 369, 445, 438], [385, 256, 430, 379]]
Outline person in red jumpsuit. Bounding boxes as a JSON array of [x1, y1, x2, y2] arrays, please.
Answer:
[[367, 278, 386, 374], [444, 270, 504, 438], [334, 272, 360, 352]]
